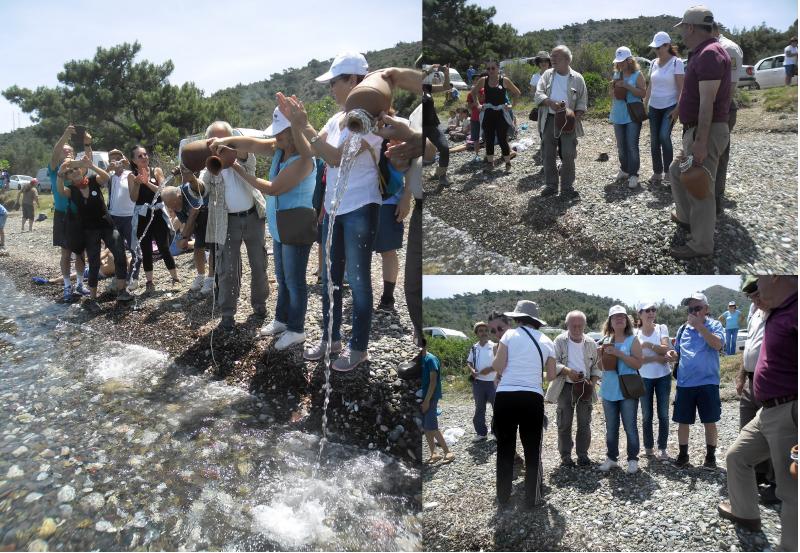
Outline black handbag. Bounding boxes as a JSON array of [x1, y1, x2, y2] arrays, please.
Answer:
[[619, 372, 645, 399], [528, 106, 539, 121], [276, 206, 317, 246]]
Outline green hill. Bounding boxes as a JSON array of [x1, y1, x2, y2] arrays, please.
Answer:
[[423, 285, 750, 337]]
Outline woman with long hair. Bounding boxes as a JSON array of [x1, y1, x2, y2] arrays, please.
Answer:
[[470, 60, 521, 173], [127, 145, 179, 293], [609, 47, 647, 189], [598, 305, 644, 473], [491, 300, 555, 507], [643, 32, 684, 186], [634, 301, 675, 460]]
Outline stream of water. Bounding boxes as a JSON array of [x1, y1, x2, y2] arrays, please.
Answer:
[[0, 273, 421, 551]]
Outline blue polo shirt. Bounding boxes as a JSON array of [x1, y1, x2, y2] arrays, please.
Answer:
[[422, 352, 442, 401], [676, 317, 725, 387], [721, 309, 741, 330]]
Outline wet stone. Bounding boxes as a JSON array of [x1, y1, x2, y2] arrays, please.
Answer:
[[80, 492, 105, 511]]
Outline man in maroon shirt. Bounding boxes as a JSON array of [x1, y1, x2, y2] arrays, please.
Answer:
[[668, 6, 731, 259], [719, 276, 797, 552]]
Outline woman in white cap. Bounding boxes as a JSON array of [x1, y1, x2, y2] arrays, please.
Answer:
[[598, 305, 643, 473], [609, 47, 647, 189], [224, 106, 317, 351], [490, 300, 555, 507], [643, 32, 684, 186], [275, 51, 383, 371], [634, 301, 676, 460]]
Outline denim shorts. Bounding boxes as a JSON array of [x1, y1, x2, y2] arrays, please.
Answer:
[[785, 64, 797, 77], [422, 398, 439, 431], [470, 120, 481, 142], [0, 212, 6, 230], [673, 384, 721, 424], [373, 203, 404, 253]]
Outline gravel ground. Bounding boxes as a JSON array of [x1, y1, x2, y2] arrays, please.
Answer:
[[424, 92, 797, 274], [0, 211, 422, 464], [422, 388, 783, 552]]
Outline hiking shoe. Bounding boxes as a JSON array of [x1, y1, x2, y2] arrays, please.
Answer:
[[627, 175, 639, 189], [260, 319, 287, 337], [560, 457, 576, 467], [598, 458, 618, 472], [145, 281, 156, 294], [674, 453, 691, 467], [82, 298, 101, 314], [649, 173, 662, 185], [670, 211, 691, 231], [219, 316, 235, 331], [644, 448, 655, 457], [472, 435, 488, 443], [577, 456, 592, 467], [116, 289, 134, 302], [331, 347, 369, 372], [541, 185, 558, 197], [63, 286, 74, 302], [376, 298, 395, 312], [303, 340, 343, 361], [703, 456, 717, 469], [671, 244, 708, 260], [717, 501, 761, 531], [274, 330, 306, 351], [471, 155, 481, 163], [615, 170, 629, 181], [200, 277, 214, 296], [759, 483, 780, 505], [504, 161, 512, 173], [627, 460, 639, 474], [74, 283, 91, 297], [438, 175, 450, 187], [189, 274, 205, 292], [106, 277, 118, 294], [658, 449, 670, 461]]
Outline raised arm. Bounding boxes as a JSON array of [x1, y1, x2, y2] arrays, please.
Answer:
[[380, 67, 424, 94], [230, 156, 313, 196], [50, 125, 75, 171], [208, 136, 277, 157]]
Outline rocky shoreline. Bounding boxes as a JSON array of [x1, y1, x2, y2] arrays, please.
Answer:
[[0, 214, 423, 466]]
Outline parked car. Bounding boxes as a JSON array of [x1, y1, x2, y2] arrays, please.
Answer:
[[421, 66, 469, 90], [422, 327, 468, 340], [754, 54, 798, 89], [587, 331, 604, 343], [35, 168, 51, 193], [73, 151, 110, 177], [736, 330, 748, 352], [738, 65, 756, 88], [7, 175, 33, 190]]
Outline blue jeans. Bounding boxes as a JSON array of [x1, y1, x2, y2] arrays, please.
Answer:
[[613, 122, 642, 177], [472, 379, 496, 437], [321, 203, 379, 351], [602, 398, 640, 461], [111, 214, 139, 279], [273, 239, 312, 333], [725, 328, 739, 355], [648, 105, 676, 174], [640, 374, 671, 450]]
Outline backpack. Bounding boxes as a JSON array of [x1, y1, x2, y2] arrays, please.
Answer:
[[376, 139, 405, 200], [311, 157, 326, 212], [672, 323, 687, 380]]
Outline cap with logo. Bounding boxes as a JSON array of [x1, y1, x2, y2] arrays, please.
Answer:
[[265, 106, 291, 137], [315, 51, 369, 83], [613, 46, 633, 63], [649, 31, 672, 48]]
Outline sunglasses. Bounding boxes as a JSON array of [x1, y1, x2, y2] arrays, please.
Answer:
[[489, 327, 507, 334], [687, 305, 704, 313], [643, 308, 657, 313]]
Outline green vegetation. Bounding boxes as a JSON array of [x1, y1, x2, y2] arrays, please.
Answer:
[[763, 86, 798, 112], [719, 354, 742, 383], [427, 338, 473, 392]]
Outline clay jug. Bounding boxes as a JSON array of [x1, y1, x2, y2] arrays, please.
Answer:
[[601, 345, 618, 372], [205, 146, 238, 176], [679, 158, 711, 200], [343, 71, 393, 133], [554, 105, 576, 134], [181, 140, 212, 173], [613, 85, 627, 100]]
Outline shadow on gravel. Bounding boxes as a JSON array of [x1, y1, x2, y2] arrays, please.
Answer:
[[465, 438, 497, 465], [519, 194, 571, 231], [603, 180, 645, 203], [668, 213, 759, 273], [490, 502, 567, 550], [548, 465, 601, 494], [603, 469, 658, 501]]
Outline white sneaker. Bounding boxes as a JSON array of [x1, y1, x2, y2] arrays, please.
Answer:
[[598, 458, 618, 472], [260, 319, 288, 337], [627, 460, 639, 474], [658, 449, 670, 461], [615, 170, 629, 181], [628, 175, 639, 188], [303, 340, 343, 361], [200, 277, 214, 296], [274, 330, 306, 350], [189, 274, 205, 292]]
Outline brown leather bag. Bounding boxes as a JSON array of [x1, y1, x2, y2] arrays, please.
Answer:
[[571, 378, 593, 403], [619, 372, 645, 400], [626, 100, 647, 124]]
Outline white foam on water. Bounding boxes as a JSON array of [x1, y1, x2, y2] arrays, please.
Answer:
[[251, 500, 333, 548], [86, 344, 168, 383]]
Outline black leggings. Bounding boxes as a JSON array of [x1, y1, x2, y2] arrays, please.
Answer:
[[494, 391, 544, 504], [482, 110, 510, 157], [423, 125, 449, 168], [136, 210, 175, 273], [84, 226, 127, 288]]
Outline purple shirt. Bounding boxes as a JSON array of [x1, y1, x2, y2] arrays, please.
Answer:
[[753, 293, 797, 402], [678, 38, 731, 125]]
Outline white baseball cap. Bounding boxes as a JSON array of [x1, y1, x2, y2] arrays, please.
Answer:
[[265, 106, 291, 137], [315, 51, 369, 83], [681, 292, 709, 306], [638, 300, 657, 311], [608, 305, 628, 317], [649, 31, 672, 48], [728, 301, 737, 307], [613, 46, 633, 63]]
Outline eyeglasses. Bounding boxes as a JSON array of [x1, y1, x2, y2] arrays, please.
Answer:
[[688, 305, 704, 313], [643, 308, 657, 313]]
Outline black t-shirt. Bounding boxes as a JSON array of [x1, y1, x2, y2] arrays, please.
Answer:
[[68, 177, 111, 230], [422, 84, 439, 127], [484, 80, 506, 106]]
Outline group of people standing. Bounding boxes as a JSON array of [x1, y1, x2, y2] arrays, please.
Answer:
[[422, 276, 796, 551]]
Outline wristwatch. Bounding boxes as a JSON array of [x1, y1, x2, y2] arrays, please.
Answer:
[[310, 134, 321, 145]]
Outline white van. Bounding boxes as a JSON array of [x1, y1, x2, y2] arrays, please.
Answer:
[[422, 66, 469, 90], [74, 150, 110, 177]]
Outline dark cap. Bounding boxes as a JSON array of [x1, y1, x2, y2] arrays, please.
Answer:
[[741, 275, 758, 294]]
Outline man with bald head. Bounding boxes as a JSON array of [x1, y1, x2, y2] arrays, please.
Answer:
[[545, 310, 601, 466], [720, 276, 797, 551]]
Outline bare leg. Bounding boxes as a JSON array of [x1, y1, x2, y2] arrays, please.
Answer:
[[704, 423, 718, 447], [678, 423, 690, 446]]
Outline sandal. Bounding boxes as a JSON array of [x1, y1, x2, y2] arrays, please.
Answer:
[[441, 452, 456, 464], [425, 454, 443, 464]]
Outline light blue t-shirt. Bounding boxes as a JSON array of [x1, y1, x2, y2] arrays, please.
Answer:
[[48, 165, 76, 214], [422, 352, 443, 401], [721, 310, 741, 330], [609, 71, 642, 125], [600, 335, 637, 402], [676, 318, 724, 388], [265, 150, 316, 243]]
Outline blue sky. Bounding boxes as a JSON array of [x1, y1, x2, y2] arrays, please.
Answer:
[[423, 275, 744, 307], [0, 0, 421, 133], [475, 0, 797, 36]]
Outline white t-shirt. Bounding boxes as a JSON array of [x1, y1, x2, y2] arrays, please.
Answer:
[[529, 73, 541, 89], [635, 324, 670, 379], [467, 341, 497, 382], [718, 35, 743, 84], [784, 45, 798, 66], [496, 326, 554, 395], [743, 309, 766, 373], [323, 112, 383, 215], [649, 56, 684, 109], [220, 167, 255, 213], [548, 72, 570, 114], [566, 339, 587, 377], [108, 170, 135, 217]]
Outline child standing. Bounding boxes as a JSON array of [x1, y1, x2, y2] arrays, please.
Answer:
[[422, 339, 455, 464], [467, 321, 496, 441]]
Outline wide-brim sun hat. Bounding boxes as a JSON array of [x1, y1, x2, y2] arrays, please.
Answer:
[[741, 276, 758, 294], [613, 46, 633, 63], [315, 51, 369, 82], [264, 106, 291, 137], [533, 50, 551, 63], [473, 321, 488, 333], [504, 300, 547, 326]]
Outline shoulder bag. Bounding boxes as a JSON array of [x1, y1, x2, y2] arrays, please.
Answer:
[[617, 336, 645, 399], [275, 194, 317, 247], [672, 324, 687, 380], [625, 72, 647, 124]]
